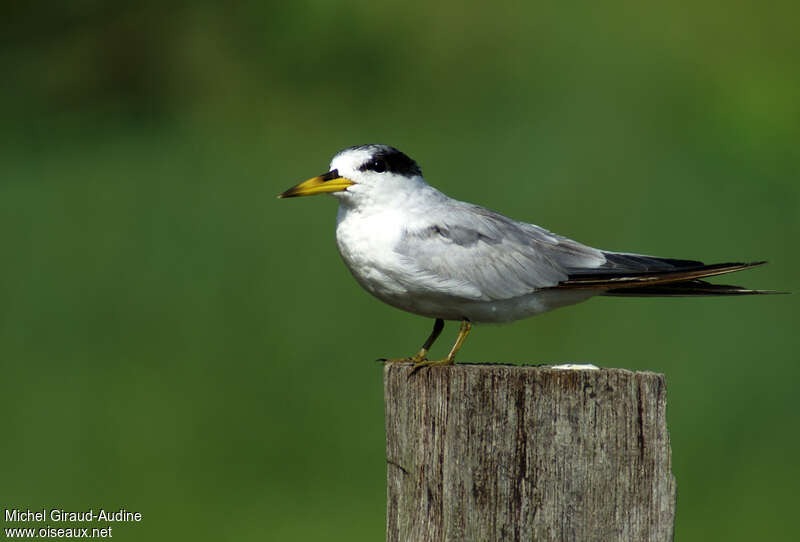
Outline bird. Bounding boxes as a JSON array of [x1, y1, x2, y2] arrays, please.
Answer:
[[279, 144, 774, 371]]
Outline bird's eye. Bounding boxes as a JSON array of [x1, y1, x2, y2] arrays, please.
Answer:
[[371, 159, 387, 173]]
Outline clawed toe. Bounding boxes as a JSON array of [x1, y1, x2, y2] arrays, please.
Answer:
[[409, 357, 454, 376], [379, 356, 417, 365]]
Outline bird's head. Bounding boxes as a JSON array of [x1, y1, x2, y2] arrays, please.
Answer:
[[278, 144, 425, 205]]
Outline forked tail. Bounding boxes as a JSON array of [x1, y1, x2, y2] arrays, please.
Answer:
[[558, 260, 782, 297]]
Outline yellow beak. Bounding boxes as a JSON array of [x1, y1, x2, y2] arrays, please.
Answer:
[[278, 170, 355, 198]]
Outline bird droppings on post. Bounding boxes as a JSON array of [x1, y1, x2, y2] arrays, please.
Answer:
[[550, 363, 600, 371]]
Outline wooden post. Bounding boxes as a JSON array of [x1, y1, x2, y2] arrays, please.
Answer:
[[384, 364, 676, 542]]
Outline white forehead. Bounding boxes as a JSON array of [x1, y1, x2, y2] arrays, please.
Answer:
[[329, 147, 374, 173]]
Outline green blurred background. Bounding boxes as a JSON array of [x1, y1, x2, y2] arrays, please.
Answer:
[[1, 2, 797, 540]]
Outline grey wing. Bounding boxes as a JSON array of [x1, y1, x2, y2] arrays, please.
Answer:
[[393, 203, 607, 301]]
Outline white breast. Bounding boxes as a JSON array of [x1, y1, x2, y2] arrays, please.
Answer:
[[335, 204, 410, 300]]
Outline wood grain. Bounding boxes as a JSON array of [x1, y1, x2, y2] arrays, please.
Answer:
[[384, 364, 675, 542]]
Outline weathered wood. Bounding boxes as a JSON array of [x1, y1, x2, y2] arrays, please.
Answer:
[[384, 364, 675, 542]]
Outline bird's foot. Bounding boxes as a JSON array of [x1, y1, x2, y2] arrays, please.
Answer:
[[377, 356, 414, 365], [377, 351, 428, 365], [408, 356, 455, 376], [407, 319, 470, 376]]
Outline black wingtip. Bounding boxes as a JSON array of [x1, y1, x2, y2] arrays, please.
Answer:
[[561, 256, 783, 296], [603, 279, 788, 297]]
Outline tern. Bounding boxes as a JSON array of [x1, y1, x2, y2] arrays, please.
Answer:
[[279, 144, 773, 371]]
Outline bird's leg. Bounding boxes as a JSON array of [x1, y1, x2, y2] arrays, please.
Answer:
[[410, 318, 472, 374], [412, 318, 445, 362], [379, 319, 444, 364]]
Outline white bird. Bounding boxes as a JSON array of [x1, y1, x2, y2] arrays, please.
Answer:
[[279, 144, 771, 371]]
